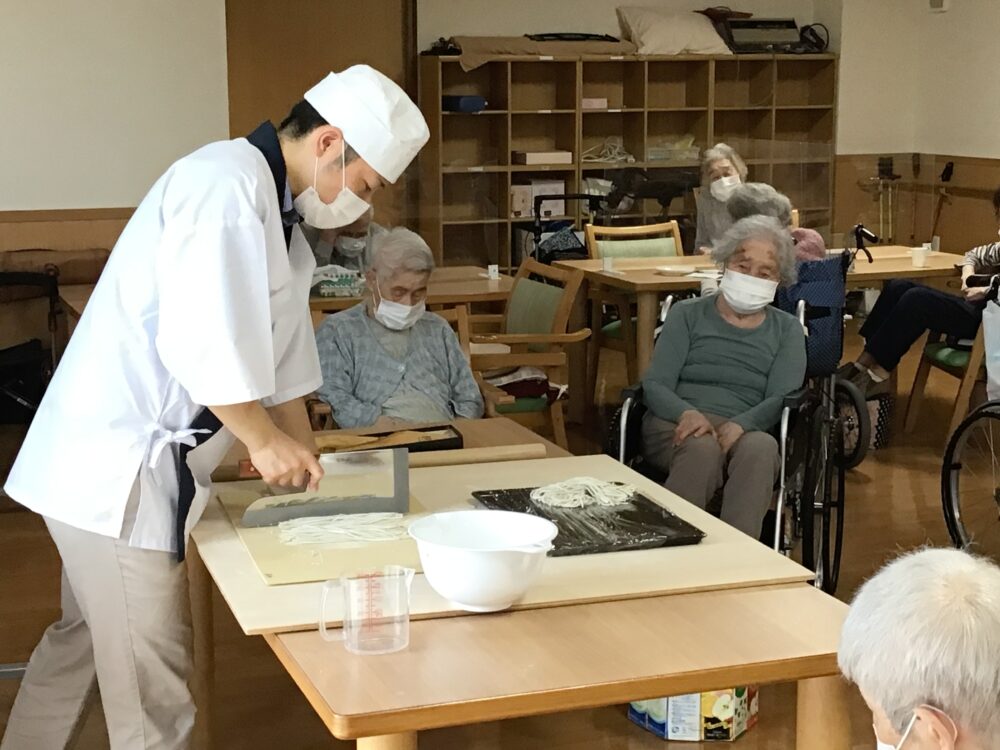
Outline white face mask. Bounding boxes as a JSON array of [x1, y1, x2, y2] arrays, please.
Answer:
[[875, 713, 917, 750], [293, 145, 371, 230], [374, 280, 424, 331], [710, 174, 741, 202], [719, 269, 778, 315], [335, 234, 367, 258]]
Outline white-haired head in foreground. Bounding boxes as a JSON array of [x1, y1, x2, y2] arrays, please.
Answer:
[[726, 182, 793, 227], [711, 215, 797, 287], [366, 227, 435, 307], [838, 548, 1000, 750]]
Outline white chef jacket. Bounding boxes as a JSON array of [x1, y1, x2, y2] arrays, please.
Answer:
[[4, 136, 322, 552]]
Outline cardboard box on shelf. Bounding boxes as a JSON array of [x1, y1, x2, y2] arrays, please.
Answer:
[[512, 150, 574, 165], [528, 179, 566, 217], [630, 686, 758, 742], [510, 185, 533, 218]]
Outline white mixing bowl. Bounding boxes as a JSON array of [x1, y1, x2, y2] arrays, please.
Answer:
[[408, 510, 558, 612]]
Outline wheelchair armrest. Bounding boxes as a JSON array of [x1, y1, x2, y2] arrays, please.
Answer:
[[621, 383, 644, 402], [783, 386, 810, 410]]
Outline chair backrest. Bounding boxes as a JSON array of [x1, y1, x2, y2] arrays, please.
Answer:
[[775, 255, 846, 378], [791, 209, 800, 229], [434, 304, 471, 360], [585, 221, 683, 260], [504, 258, 583, 337]]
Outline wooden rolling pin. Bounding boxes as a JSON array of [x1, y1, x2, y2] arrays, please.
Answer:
[[231, 443, 547, 479]]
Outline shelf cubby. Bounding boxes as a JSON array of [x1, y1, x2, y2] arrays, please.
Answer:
[[582, 111, 644, 165], [775, 59, 836, 107], [441, 172, 506, 223], [714, 60, 774, 109], [713, 110, 774, 154], [773, 163, 831, 210], [444, 222, 509, 268], [510, 61, 577, 111], [647, 110, 709, 160], [441, 114, 508, 169], [581, 60, 645, 110], [510, 112, 576, 157], [775, 108, 835, 144], [441, 60, 508, 111], [647, 60, 710, 109]]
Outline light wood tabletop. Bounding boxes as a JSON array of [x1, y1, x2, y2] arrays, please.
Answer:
[[309, 265, 514, 312], [266, 583, 850, 748], [554, 246, 962, 421]]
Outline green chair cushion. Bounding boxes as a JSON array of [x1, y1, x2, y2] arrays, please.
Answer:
[[601, 317, 639, 339], [495, 396, 550, 414], [596, 237, 677, 259], [925, 342, 971, 369], [506, 277, 564, 335]]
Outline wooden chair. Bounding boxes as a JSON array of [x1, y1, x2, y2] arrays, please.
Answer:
[[903, 328, 986, 441], [791, 208, 800, 229], [306, 305, 474, 431], [468, 258, 590, 450], [583, 221, 683, 395]]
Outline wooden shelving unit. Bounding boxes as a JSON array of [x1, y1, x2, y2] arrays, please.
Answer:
[[419, 53, 837, 268]]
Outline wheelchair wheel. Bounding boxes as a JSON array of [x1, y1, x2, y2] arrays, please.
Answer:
[[942, 403, 1000, 559], [799, 404, 845, 594], [834, 377, 870, 470]]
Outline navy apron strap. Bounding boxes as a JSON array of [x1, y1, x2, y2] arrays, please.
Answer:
[[245, 120, 295, 249], [175, 408, 224, 561]]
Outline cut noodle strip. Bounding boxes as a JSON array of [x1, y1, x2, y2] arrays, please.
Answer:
[[277, 513, 409, 545], [529, 477, 635, 508]]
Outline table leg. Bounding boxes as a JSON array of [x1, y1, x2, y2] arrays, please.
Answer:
[[188, 541, 215, 750], [635, 291, 658, 376], [796, 676, 850, 749], [357, 732, 418, 750]]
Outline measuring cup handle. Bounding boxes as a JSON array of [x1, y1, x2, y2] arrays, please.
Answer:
[[319, 580, 343, 642]]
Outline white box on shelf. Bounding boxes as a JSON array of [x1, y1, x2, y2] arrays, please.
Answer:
[[529, 179, 566, 217], [582, 97, 609, 110], [510, 185, 533, 218], [512, 150, 574, 165]]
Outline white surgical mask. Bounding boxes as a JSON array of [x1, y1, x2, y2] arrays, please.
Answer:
[[293, 146, 371, 229], [335, 234, 368, 258], [374, 280, 424, 331], [710, 174, 741, 202], [875, 714, 917, 750], [719, 269, 778, 315]]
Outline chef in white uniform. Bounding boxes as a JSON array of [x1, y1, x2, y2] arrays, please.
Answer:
[[1, 65, 428, 750]]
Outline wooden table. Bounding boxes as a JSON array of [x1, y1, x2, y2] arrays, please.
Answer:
[[554, 246, 961, 421], [59, 283, 95, 320], [267, 583, 849, 749], [190, 446, 848, 748], [310, 265, 514, 313]]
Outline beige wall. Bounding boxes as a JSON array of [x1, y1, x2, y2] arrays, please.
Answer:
[[0, 0, 229, 210], [416, 0, 818, 52]]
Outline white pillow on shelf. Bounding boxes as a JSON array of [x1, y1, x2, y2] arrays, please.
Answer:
[[617, 7, 733, 55]]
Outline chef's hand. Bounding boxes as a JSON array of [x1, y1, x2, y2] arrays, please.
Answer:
[[716, 421, 745, 454], [674, 410, 715, 446], [248, 430, 324, 491]]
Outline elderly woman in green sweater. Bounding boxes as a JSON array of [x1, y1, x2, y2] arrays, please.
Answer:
[[641, 216, 806, 538]]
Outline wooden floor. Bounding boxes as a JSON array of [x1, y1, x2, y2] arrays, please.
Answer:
[[0, 323, 971, 749]]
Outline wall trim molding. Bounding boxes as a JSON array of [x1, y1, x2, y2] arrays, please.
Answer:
[[0, 208, 134, 223]]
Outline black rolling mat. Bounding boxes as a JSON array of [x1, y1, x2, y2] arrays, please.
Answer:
[[471, 487, 705, 557]]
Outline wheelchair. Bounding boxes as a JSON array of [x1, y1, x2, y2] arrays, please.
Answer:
[[941, 273, 1000, 561], [608, 248, 870, 595]]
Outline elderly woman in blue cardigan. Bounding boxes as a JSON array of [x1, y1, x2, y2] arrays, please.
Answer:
[[315, 227, 483, 428]]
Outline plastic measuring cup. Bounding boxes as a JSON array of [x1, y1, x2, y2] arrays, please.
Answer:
[[320, 565, 415, 655]]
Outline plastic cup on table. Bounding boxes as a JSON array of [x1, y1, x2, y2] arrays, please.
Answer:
[[320, 565, 415, 655]]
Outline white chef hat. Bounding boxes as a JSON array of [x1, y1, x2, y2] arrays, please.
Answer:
[[304, 66, 429, 184]]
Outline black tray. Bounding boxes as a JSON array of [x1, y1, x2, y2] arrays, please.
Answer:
[[471, 487, 705, 557]]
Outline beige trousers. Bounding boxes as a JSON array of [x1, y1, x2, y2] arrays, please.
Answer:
[[1, 517, 194, 750]]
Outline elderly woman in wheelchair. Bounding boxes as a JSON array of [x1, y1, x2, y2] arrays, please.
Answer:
[[640, 216, 806, 539]]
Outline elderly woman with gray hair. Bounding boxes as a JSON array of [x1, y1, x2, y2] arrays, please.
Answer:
[[695, 142, 749, 253], [641, 216, 805, 538], [839, 548, 1000, 750], [315, 227, 483, 428], [727, 182, 827, 261]]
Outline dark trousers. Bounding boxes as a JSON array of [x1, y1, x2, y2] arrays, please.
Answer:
[[860, 279, 982, 371]]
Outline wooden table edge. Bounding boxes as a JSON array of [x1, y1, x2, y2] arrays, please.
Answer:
[[265, 628, 841, 740]]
